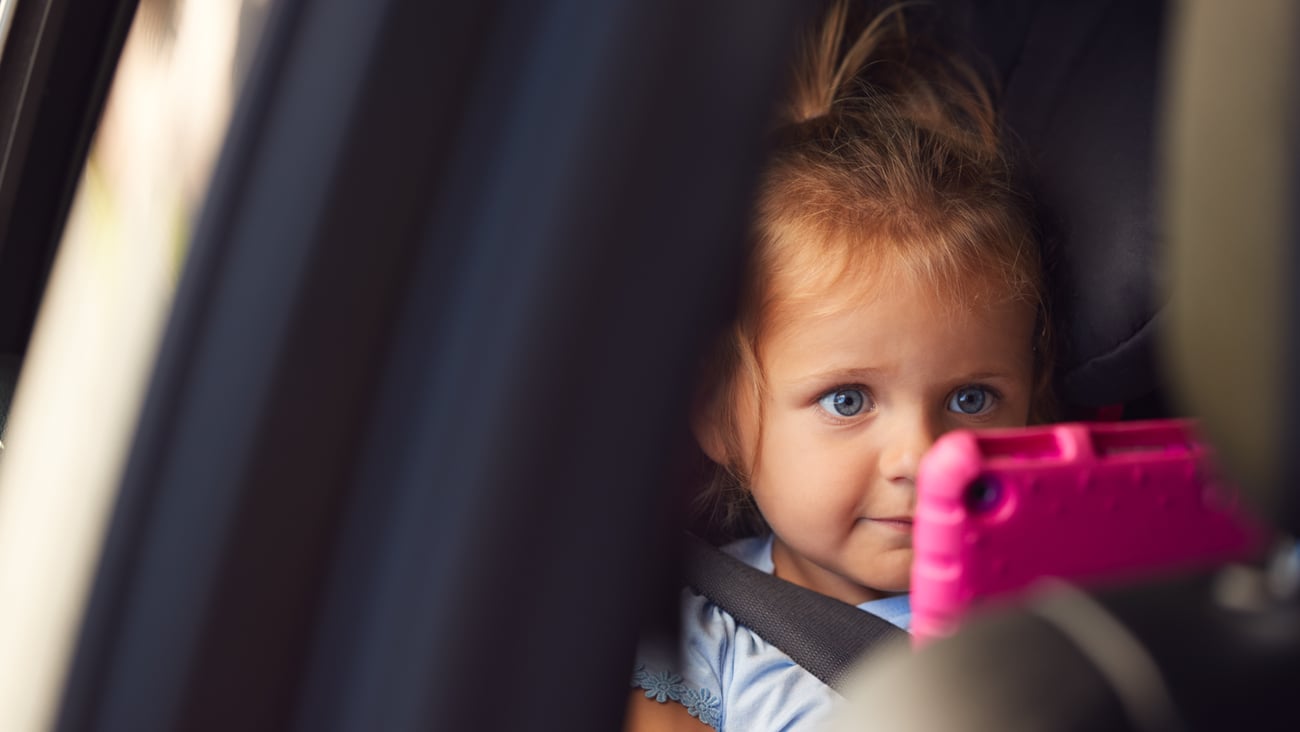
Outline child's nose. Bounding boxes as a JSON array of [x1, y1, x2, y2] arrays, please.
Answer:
[[879, 413, 939, 486]]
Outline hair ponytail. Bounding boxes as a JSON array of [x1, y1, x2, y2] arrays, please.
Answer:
[[786, 2, 910, 123], [783, 1, 999, 156]]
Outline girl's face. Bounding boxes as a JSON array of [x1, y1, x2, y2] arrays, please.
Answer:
[[727, 275, 1036, 605]]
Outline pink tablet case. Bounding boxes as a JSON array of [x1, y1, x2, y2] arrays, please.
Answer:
[[911, 419, 1265, 645]]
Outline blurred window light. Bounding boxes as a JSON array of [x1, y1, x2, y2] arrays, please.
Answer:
[[0, 1, 17, 63], [0, 2, 273, 730]]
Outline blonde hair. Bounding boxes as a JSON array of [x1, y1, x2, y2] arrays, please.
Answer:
[[695, 1, 1052, 537]]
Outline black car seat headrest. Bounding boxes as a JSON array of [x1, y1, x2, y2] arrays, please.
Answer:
[[963, 0, 1169, 410]]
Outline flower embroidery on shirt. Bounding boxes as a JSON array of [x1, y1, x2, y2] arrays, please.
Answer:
[[631, 664, 685, 703], [630, 664, 722, 730], [680, 686, 722, 727]]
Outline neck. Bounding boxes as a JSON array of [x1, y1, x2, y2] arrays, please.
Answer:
[[769, 536, 889, 606]]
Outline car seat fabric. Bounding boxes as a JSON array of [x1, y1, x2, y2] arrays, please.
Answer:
[[959, 0, 1169, 409], [1014, 0, 1167, 408]]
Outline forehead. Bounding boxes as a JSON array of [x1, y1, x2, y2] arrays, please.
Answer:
[[760, 219, 1025, 316], [760, 274, 1035, 384]]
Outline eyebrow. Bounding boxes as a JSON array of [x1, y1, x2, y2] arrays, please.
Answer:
[[791, 367, 1019, 388], [789, 366, 886, 388]]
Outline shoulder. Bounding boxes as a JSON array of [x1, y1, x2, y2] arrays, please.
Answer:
[[631, 589, 733, 729], [719, 534, 774, 570], [630, 534, 843, 731]]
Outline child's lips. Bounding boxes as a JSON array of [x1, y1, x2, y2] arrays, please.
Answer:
[[867, 516, 914, 532]]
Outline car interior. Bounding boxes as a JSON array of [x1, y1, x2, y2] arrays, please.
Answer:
[[0, 0, 1295, 730]]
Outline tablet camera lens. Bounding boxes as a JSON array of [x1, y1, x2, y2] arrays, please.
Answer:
[[965, 477, 1002, 514]]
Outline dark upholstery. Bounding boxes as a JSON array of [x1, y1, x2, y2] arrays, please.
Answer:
[[959, 0, 1169, 408]]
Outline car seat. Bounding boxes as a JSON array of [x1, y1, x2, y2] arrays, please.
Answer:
[[682, 2, 1299, 729]]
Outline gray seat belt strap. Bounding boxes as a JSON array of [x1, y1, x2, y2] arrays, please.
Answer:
[[681, 533, 909, 690]]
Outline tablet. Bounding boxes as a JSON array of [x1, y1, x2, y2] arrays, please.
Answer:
[[910, 419, 1266, 644]]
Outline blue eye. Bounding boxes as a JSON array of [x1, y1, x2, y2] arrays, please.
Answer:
[[949, 386, 993, 415], [818, 388, 872, 417]]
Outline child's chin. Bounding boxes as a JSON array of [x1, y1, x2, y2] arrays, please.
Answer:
[[871, 578, 911, 595], [857, 555, 912, 593], [850, 574, 910, 597]]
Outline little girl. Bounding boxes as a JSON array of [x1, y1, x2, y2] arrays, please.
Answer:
[[625, 2, 1052, 731]]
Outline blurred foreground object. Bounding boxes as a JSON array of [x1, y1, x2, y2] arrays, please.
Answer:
[[1163, 0, 1299, 534], [834, 572, 1299, 731], [0, 2, 270, 730], [39, 1, 801, 731]]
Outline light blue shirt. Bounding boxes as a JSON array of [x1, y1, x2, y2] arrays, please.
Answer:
[[632, 535, 911, 731]]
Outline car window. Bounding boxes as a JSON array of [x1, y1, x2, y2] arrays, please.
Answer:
[[0, 2, 272, 729]]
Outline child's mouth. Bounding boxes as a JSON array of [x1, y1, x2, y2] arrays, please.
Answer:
[[868, 517, 914, 532]]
